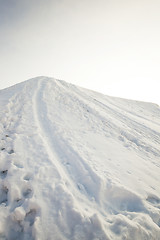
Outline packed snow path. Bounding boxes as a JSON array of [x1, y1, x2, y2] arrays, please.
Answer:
[[0, 77, 160, 240]]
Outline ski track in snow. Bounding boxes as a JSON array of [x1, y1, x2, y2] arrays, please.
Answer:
[[34, 79, 100, 206], [0, 77, 160, 239], [33, 79, 110, 239]]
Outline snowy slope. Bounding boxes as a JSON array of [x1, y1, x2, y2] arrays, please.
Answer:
[[0, 76, 160, 240]]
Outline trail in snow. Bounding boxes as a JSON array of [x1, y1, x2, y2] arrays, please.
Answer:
[[33, 79, 110, 239], [0, 77, 160, 240], [0, 82, 40, 240]]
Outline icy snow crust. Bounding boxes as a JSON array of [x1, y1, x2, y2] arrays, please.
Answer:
[[0, 77, 160, 240]]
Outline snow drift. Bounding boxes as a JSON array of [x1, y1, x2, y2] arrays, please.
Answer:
[[0, 76, 160, 240]]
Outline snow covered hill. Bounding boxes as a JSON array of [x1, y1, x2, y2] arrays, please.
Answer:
[[0, 77, 160, 240]]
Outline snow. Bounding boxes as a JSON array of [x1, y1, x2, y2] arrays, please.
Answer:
[[0, 76, 160, 240]]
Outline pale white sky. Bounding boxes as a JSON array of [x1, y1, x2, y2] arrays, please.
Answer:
[[0, 0, 160, 105]]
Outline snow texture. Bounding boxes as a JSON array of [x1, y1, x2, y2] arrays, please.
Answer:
[[0, 76, 160, 240]]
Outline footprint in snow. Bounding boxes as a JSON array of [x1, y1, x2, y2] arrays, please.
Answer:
[[0, 170, 8, 179], [23, 173, 32, 181], [7, 207, 38, 239], [147, 195, 160, 204], [13, 162, 24, 169], [0, 185, 8, 205], [146, 195, 160, 209], [8, 149, 14, 154], [23, 188, 33, 198], [13, 198, 24, 209], [25, 208, 37, 226]]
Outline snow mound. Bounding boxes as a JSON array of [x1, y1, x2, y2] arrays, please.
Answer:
[[0, 76, 160, 240]]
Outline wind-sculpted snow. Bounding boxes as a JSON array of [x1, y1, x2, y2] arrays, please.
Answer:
[[0, 77, 160, 239]]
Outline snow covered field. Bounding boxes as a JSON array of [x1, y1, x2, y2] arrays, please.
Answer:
[[0, 77, 160, 240]]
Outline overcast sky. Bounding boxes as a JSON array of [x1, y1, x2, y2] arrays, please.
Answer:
[[0, 0, 160, 104]]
